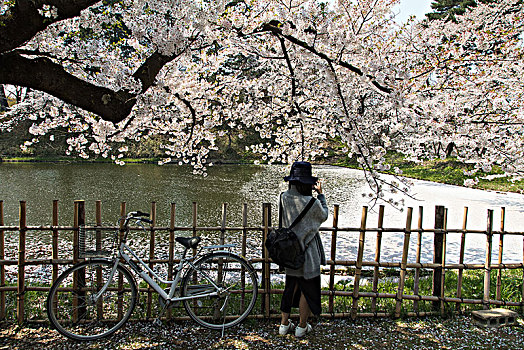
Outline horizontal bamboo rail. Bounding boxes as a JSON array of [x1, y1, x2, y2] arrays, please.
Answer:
[[0, 199, 523, 324]]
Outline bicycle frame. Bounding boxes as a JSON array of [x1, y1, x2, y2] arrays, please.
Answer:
[[94, 236, 237, 305], [47, 211, 257, 340]]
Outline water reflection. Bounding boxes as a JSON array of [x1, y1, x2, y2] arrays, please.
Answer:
[[1, 162, 523, 265]]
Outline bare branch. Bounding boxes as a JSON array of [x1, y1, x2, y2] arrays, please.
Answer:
[[257, 22, 394, 94]]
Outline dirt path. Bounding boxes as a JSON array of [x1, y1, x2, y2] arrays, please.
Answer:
[[1, 316, 523, 350]]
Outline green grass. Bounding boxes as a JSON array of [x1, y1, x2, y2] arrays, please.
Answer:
[[336, 152, 524, 194], [0, 156, 160, 163], [353, 268, 524, 315], [1, 269, 522, 323]]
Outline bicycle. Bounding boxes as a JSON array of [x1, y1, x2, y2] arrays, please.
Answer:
[[46, 211, 258, 341]]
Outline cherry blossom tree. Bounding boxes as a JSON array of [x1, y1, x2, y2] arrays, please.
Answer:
[[397, 0, 524, 185], [0, 0, 522, 201]]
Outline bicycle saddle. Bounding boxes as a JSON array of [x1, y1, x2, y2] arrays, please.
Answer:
[[175, 236, 202, 249]]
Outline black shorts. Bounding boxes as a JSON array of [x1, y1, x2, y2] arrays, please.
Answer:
[[280, 274, 321, 316]]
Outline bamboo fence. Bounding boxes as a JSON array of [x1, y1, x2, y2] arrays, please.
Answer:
[[0, 199, 523, 324]]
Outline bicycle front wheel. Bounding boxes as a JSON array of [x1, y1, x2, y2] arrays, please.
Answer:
[[46, 259, 137, 341], [181, 252, 258, 330]]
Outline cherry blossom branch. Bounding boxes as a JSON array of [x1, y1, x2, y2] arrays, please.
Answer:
[[174, 92, 198, 148], [279, 37, 297, 98], [255, 22, 394, 94]]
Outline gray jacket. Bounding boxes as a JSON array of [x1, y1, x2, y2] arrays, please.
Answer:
[[280, 185, 328, 279]]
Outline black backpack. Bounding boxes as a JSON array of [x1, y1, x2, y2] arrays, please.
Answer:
[[265, 196, 316, 269]]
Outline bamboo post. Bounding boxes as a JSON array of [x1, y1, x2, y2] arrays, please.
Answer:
[[456, 207, 468, 311], [95, 200, 103, 319], [241, 203, 248, 313], [262, 203, 271, 318], [220, 203, 227, 246], [495, 207, 505, 301], [78, 200, 86, 259], [190, 202, 198, 311], [351, 206, 368, 319], [52, 200, 59, 284], [118, 202, 126, 319], [74, 201, 86, 322], [483, 209, 494, 310], [432, 205, 445, 311], [167, 203, 176, 319], [328, 204, 340, 316], [395, 207, 413, 318], [440, 208, 448, 315], [192, 202, 198, 256], [0, 200, 4, 320], [17, 201, 27, 324], [119, 202, 127, 241], [72, 201, 79, 323], [413, 206, 423, 313], [213, 203, 228, 320], [95, 201, 102, 255], [241, 204, 248, 259], [168, 202, 176, 274], [147, 202, 156, 319], [371, 205, 385, 314], [73, 201, 80, 264]]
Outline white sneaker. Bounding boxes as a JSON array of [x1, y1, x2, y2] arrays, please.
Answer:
[[295, 323, 312, 338], [279, 321, 295, 335]]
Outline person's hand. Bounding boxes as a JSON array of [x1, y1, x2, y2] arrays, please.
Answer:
[[313, 180, 323, 194]]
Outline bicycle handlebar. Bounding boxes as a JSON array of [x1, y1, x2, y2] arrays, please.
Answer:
[[127, 211, 153, 224]]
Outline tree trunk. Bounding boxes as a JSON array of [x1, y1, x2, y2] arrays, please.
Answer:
[[445, 142, 456, 157], [0, 85, 8, 111]]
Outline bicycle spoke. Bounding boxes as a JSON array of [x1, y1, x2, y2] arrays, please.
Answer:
[[181, 253, 258, 330], [47, 260, 137, 341]]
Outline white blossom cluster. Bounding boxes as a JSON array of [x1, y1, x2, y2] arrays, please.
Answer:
[[2, 0, 523, 199], [37, 4, 58, 19], [0, 0, 14, 16]]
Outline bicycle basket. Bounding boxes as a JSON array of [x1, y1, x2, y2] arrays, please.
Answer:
[[78, 225, 118, 258]]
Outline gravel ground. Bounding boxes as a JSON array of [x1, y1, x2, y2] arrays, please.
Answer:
[[1, 315, 524, 350]]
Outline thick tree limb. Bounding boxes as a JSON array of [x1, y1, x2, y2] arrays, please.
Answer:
[[0, 50, 177, 123], [0, 0, 99, 55], [0, 52, 135, 122]]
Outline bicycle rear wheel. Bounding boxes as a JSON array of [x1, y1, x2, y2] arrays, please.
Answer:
[[46, 259, 137, 341], [181, 252, 258, 330]]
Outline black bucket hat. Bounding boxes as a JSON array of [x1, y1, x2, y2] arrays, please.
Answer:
[[284, 161, 318, 184]]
